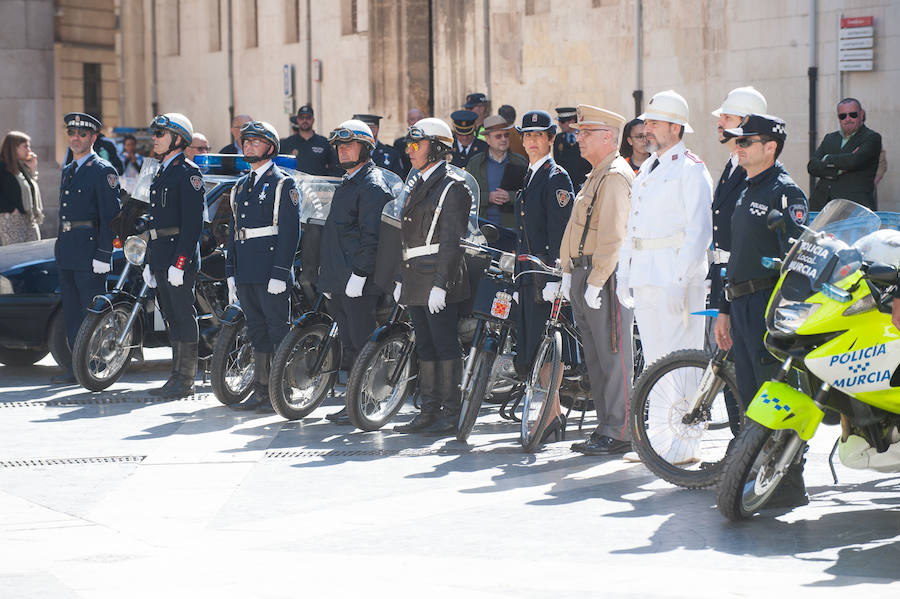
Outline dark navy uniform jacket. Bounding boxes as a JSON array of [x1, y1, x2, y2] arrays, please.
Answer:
[[553, 131, 591, 191], [280, 133, 340, 176], [55, 152, 121, 271], [372, 141, 404, 177], [449, 138, 488, 168], [224, 163, 300, 284], [146, 153, 204, 271], [515, 158, 574, 290], [722, 161, 808, 313], [317, 161, 393, 295], [707, 158, 747, 308]]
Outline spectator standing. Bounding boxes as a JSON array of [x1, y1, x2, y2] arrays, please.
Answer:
[[279, 105, 340, 176], [185, 133, 210, 162], [619, 118, 650, 173], [119, 134, 144, 194], [219, 114, 251, 154], [0, 131, 43, 245], [464, 114, 527, 229], [499, 104, 526, 158]]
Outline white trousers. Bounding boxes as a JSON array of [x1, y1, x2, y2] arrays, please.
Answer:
[[633, 284, 706, 366]]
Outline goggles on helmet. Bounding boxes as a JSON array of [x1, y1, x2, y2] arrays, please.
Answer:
[[405, 126, 427, 142], [240, 121, 270, 138], [150, 115, 190, 139], [328, 127, 367, 144]]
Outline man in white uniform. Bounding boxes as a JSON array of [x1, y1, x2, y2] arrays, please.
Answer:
[[618, 90, 713, 366]]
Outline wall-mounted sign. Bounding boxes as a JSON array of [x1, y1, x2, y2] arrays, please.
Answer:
[[839, 16, 874, 72]]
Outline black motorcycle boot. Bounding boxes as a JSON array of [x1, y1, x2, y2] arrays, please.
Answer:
[[149, 343, 181, 396], [162, 342, 197, 399], [766, 459, 809, 509], [394, 360, 441, 433], [234, 352, 270, 411], [423, 358, 463, 436]]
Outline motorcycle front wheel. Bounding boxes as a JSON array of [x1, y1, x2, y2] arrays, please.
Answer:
[[520, 331, 562, 452], [346, 330, 417, 431], [269, 322, 339, 420], [630, 349, 741, 489], [209, 321, 254, 405], [456, 347, 496, 442], [717, 422, 806, 520], [72, 303, 137, 391]]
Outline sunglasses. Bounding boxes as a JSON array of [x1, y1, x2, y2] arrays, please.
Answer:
[[151, 129, 168, 138], [838, 111, 859, 120], [191, 145, 210, 151], [67, 128, 92, 138], [734, 138, 768, 148]]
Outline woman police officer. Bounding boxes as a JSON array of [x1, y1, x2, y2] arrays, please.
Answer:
[[393, 118, 472, 436]]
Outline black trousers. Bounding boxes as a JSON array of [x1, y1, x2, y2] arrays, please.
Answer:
[[237, 282, 290, 353], [729, 289, 780, 409], [329, 293, 379, 368], [59, 268, 105, 349], [408, 302, 462, 362], [515, 283, 551, 374], [153, 267, 198, 343]]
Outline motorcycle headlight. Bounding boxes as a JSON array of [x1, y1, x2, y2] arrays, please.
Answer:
[[123, 235, 147, 266], [772, 300, 821, 334], [498, 252, 516, 274]]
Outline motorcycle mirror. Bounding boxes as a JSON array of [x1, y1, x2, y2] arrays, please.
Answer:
[[480, 223, 500, 243], [217, 222, 231, 238], [133, 216, 149, 234], [766, 209, 785, 231], [866, 262, 899, 284]]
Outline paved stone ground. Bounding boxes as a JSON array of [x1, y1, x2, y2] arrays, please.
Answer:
[[1, 350, 898, 598]]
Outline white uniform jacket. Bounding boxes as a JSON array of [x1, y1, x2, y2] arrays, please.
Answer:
[[619, 141, 713, 290]]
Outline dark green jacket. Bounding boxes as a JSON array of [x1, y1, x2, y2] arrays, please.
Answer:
[[464, 150, 528, 228], [807, 124, 882, 211]]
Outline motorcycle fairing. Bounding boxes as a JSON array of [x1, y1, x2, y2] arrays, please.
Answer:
[[745, 381, 824, 440]]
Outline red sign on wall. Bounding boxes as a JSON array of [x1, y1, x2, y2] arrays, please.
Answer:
[[841, 16, 873, 28]]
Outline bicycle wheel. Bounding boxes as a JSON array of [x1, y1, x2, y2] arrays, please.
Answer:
[[456, 347, 496, 442], [209, 322, 254, 405], [269, 322, 338, 420], [630, 349, 741, 488], [521, 331, 562, 452], [346, 330, 417, 431]]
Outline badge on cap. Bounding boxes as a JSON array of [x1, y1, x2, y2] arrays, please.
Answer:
[[556, 189, 572, 208], [532, 113, 538, 123], [107, 173, 118, 189], [289, 188, 299, 206], [190, 175, 203, 191]]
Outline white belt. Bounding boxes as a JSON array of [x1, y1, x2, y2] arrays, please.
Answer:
[[632, 232, 684, 251], [403, 244, 440, 260], [237, 226, 278, 241], [710, 248, 731, 264]]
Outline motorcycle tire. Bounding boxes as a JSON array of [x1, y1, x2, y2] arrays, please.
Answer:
[[717, 421, 805, 521], [269, 322, 338, 420], [521, 331, 562, 453], [630, 349, 741, 489], [0, 346, 47, 366], [47, 308, 71, 369], [209, 321, 254, 405], [72, 303, 138, 391], [346, 330, 417, 431], [456, 347, 496, 442]]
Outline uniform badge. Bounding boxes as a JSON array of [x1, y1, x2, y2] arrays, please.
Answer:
[[788, 203, 808, 225], [190, 175, 203, 191], [289, 188, 299, 206], [107, 173, 118, 188], [556, 189, 572, 208]]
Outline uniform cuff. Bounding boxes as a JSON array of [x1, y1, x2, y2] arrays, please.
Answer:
[[270, 265, 291, 281]]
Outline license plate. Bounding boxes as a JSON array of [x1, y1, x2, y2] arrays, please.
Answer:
[[490, 292, 512, 319]]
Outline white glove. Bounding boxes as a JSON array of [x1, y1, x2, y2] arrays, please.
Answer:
[[323, 292, 332, 300], [92, 259, 111, 274], [584, 284, 603, 310], [345, 273, 366, 298], [428, 286, 447, 314], [666, 286, 686, 315], [393, 281, 402, 303], [227, 276, 237, 304], [560, 272, 572, 301], [167, 265, 184, 287], [142, 265, 157, 289], [267, 278, 287, 295], [512, 291, 519, 304], [615, 273, 633, 309], [542, 281, 560, 302]]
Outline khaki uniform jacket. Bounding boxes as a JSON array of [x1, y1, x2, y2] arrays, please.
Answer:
[[559, 152, 634, 288]]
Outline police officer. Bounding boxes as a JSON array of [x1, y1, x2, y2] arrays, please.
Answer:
[[279, 105, 341, 176], [317, 119, 394, 424], [553, 107, 592, 191], [225, 121, 300, 412], [449, 110, 488, 168], [463, 92, 489, 139], [393, 118, 472, 435], [352, 114, 404, 177], [141, 113, 205, 398], [715, 114, 809, 506], [393, 108, 425, 179], [53, 112, 121, 384]]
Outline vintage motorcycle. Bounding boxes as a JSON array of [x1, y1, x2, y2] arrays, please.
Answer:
[[717, 199, 900, 520]]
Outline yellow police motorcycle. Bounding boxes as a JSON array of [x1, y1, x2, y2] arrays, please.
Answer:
[[717, 199, 900, 520]]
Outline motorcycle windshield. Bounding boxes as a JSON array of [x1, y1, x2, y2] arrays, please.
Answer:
[[293, 166, 399, 225], [130, 157, 160, 204], [382, 164, 486, 244], [782, 199, 881, 290]]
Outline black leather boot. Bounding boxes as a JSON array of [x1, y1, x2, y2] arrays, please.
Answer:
[[234, 352, 270, 411], [149, 343, 181, 396], [159, 341, 196, 399], [394, 360, 440, 433], [766, 459, 809, 508], [423, 358, 463, 436]]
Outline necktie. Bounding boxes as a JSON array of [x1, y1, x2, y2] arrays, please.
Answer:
[[248, 171, 257, 191], [522, 168, 533, 191], [650, 158, 660, 173], [63, 162, 75, 185]]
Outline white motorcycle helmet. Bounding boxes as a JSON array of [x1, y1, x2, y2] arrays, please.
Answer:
[[150, 112, 194, 150], [406, 117, 454, 163]]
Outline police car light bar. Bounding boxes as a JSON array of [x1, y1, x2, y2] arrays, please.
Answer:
[[192, 154, 298, 175]]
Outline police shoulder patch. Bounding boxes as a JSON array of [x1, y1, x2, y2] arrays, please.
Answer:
[[556, 189, 572, 208], [107, 173, 118, 188], [289, 187, 299, 206], [788, 202, 808, 225], [190, 175, 203, 191]]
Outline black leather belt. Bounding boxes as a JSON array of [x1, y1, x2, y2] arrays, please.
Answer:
[[571, 254, 593, 268], [60, 220, 96, 232], [148, 226, 180, 240], [725, 277, 778, 301]]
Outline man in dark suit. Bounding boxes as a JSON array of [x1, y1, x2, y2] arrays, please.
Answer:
[[553, 107, 591, 191], [449, 110, 488, 168], [219, 114, 251, 154], [464, 114, 527, 231], [808, 98, 882, 211]]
